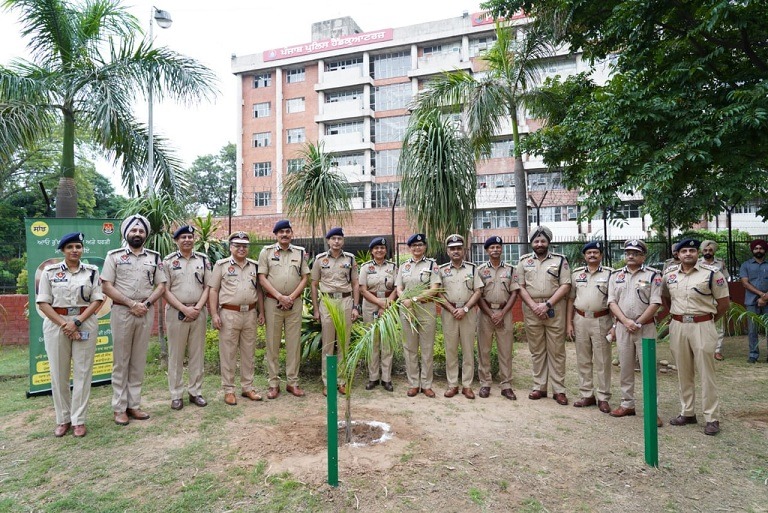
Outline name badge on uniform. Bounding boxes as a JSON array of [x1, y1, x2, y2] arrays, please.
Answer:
[[615, 272, 626, 283], [117, 254, 131, 265], [227, 266, 237, 276], [53, 272, 68, 283]]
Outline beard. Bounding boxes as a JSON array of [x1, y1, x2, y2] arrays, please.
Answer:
[[128, 235, 145, 249], [533, 246, 548, 256], [754, 251, 766, 259]]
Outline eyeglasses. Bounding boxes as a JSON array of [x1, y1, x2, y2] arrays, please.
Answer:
[[232, 244, 249, 249], [410, 243, 425, 248]]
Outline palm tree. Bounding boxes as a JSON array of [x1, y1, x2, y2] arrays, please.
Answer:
[[399, 108, 477, 251], [282, 141, 351, 252], [410, 21, 553, 247], [0, 0, 217, 217]]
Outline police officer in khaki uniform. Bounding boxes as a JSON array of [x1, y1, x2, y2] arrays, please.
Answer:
[[662, 243, 680, 272], [439, 234, 483, 399], [515, 226, 571, 405], [37, 232, 104, 437], [359, 237, 397, 392], [566, 241, 614, 413], [606, 239, 663, 426], [209, 232, 264, 406], [102, 214, 167, 426], [477, 236, 519, 400], [395, 233, 442, 398], [258, 219, 310, 399], [662, 238, 730, 436], [311, 227, 360, 396], [163, 225, 210, 410], [699, 240, 730, 361]]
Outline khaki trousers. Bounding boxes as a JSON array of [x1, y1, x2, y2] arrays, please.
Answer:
[[477, 311, 514, 389], [669, 319, 719, 422], [363, 300, 393, 382], [522, 302, 566, 394], [401, 303, 436, 389], [264, 297, 303, 388], [441, 309, 477, 388], [166, 306, 206, 399], [319, 296, 352, 386], [43, 316, 98, 425], [615, 323, 657, 409], [218, 308, 256, 394], [573, 314, 613, 401], [111, 304, 152, 412]]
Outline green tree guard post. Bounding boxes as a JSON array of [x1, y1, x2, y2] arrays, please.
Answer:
[[327, 354, 339, 486], [642, 337, 659, 467]]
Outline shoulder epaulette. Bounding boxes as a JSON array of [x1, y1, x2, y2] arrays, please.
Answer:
[[700, 263, 718, 272], [438, 262, 450, 268], [662, 264, 678, 274], [362, 260, 374, 267], [106, 248, 124, 256], [316, 251, 329, 259], [551, 252, 566, 258], [645, 266, 660, 274], [145, 248, 160, 256], [215, 258, 230, 266], [246, 258, 259, 266], [342, 251, 355, 258], [43, 263, 60, 272], [194, 251, 208, 259], [465, 261, 476, 267], [520, 253, 534, 260], [82, 263, 99, 271], [290, 244, 306, 252], [573, 265, 586, 272]]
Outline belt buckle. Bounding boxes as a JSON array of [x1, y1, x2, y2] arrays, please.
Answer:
[[332, 292, 342, 299], [67, 307, 80, 316], [490, 303, 501, 310], [239, 305, 249, 312], [584, 311, 595, 318], [376, 291, 386, 298], [682, 315, 694, 323]]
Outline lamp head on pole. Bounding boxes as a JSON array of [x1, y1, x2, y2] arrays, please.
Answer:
[[153, 7, 172, 29]]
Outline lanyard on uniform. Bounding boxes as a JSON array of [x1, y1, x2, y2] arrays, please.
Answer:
[[147, 270, 155, 286], [80, 285, 91, 302], [195, 271, 205, 285]]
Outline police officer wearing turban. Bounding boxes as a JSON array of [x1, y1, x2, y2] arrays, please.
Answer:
[[739, 239, 768, 364], [566, 241, 614, 412], [102, 214, 167, 426], [515, 226, 572, 405], [37, 232, 104, 437], [662, 238, 729, 435], [477, 236, 519, 399], [359, 237, 398, 391], [311, 227, 360, 396], [162, 225, 211, 410], [663, 242, 681, 272], [699, 240, 730, 360], [258, 219, 310, 398], [607, 239, 663, 426], [395, 233, 442, 398]]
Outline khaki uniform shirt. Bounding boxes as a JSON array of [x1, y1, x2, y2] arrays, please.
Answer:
[[698, 257, 730, 280], [311, 251, 357, 293], [515, 252, 571, 299], [439, 261, 484, 305], [210, 257, 259, 305], [163, 251, 211, 304], [257, 243, 310, 295], [359, 260, 397, 300], [607, 265, 662, 318], [101, 247, 166, 299], [662, 263, 729, 315], [37, 262, 105, 307], [570, 265, 613, 312], [395, 257, 441, 291], [478, 261, 517, 309]]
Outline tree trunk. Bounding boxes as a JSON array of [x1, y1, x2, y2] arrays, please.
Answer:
[[513, 156, 528, 252], [55, 176, 78, 218], [56, 108, 78, 217]]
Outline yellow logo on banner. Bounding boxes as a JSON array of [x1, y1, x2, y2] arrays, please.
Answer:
[[30, 221, 49, 237]]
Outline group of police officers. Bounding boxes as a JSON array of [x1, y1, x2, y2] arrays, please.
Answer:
[[40, 215, 734, 438]]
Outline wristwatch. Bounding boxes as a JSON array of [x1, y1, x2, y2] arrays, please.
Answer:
[[462, 306, 469, 313], [74, 319, 82, 327], [145, 301, 152, 308], [545, 301, 553, 309]]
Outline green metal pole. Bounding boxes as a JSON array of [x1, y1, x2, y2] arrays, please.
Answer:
[[327, 354, 339, 487], [642, 337, 659, 468]]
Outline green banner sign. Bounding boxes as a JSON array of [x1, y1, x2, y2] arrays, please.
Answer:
[[25, 218, 121, 395]]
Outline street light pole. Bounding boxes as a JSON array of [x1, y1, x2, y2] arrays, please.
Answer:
[[147, 7, 172, 195]]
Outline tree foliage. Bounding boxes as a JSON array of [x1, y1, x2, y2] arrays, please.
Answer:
[[482, 0, 768, 229], [0, 0, 218, 217], [187, 143, 236, 216]]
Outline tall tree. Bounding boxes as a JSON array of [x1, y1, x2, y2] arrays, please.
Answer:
[[483, 0, 768, 226], [187, 142, 236, 216], [399, 109, 477, 252], [0, 0, 217, 217], [409, 21, 554, 246], [282, 141, 351, 252]]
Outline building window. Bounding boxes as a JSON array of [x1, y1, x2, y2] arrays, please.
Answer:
[[286, 128, 306, 144], [469, 36, 497, 57], [253, 73, 272, 88], [253, 162, 272, 177], [325, 120, 364, 136], [371, 51, 411, 79], [541, 58, 578, 80], [325, 89, 363, 103], [286, 67, 305, 83], [528, 205, 578, 224], [373, 83, 412, 111], [490, 139, 515, 158], [286, 97, 305, 113], [613, 203, 641, 219], [374, 149, 400, 177], [422, 45, 442, 55], [732, 201, 764, 214], [331, 153, 364, 168], [254, 192, 271, 207], [528, 171, 563, 191], [477, 173, 514, 189], [348, 184, 365, 201], [253, 102, 270, 118], [326, 57, 363, 72], [371, 182, 400, 208], [473, 208, 519, 229], [287, 158, 304, 173], [374, 115, 409, 143], [252, 132, 271, 147]]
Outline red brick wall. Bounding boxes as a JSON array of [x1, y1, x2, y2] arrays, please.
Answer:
[[0, 295, 29, 346]]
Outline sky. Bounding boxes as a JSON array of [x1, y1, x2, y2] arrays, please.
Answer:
[[1, 0, 481, 191]]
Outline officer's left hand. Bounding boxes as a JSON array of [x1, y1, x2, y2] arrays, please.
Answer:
[[184, 305, 200, 321], [452, 307, 466, 320], [351, 309, 360, 322], [258, 312, 265, 325]]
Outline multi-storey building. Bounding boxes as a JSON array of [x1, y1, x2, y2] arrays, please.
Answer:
[[230, 12, 767, 260]]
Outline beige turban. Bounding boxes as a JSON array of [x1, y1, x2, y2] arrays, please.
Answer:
[[530, 225, 553, 242], [700, 240, 718, 252], [121, 213, 151, 240]]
